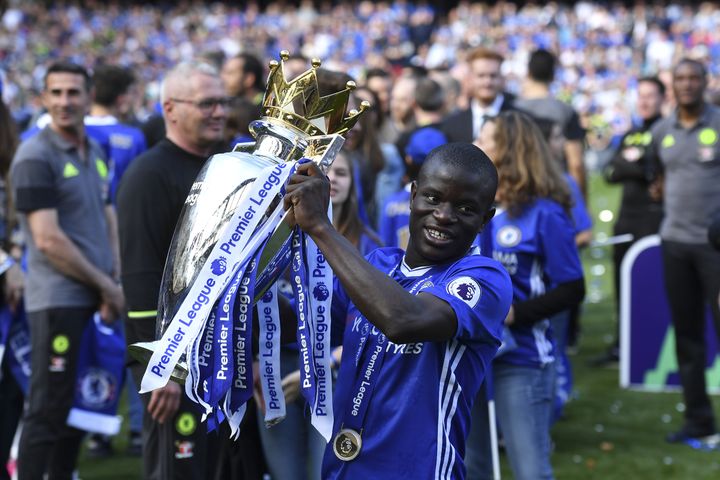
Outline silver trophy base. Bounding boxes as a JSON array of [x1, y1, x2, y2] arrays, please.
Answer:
[[128, 341, 189, 384]]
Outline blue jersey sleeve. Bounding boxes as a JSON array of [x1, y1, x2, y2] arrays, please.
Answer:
[[420, 257, 512, 348], [538, 205, 584, 285], [564, 174, 592, 233]]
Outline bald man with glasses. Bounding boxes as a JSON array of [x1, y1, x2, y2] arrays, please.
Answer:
[[116, 60, 229, 480]]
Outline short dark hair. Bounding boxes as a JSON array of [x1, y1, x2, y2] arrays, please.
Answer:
[[44, 61, 91, 91], [93, 65, 136, 107], [637, 75, 666, 98], [238, 52, 265, 92], [365, 68, 390, 81], [420, 143, 498, 209], [673, 58, 707, 78], [415, 77, 445, 112], [528, 49, 556, 83]]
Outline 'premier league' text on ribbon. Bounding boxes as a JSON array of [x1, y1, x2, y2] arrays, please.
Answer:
[[258, 284, 285, 426], [141, 162, 292, 394]]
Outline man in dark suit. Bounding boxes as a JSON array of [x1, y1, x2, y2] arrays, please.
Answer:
[[441, 47, 514, 143]]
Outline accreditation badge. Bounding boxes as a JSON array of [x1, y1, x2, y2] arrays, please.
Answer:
[[333, 427, 362, 461], [698, 146, 716, 162]]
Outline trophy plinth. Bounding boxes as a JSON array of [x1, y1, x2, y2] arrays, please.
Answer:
[[128, 51, 368, 384]]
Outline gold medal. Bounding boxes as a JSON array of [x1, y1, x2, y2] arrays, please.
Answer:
[[333, 427, 362, 461]]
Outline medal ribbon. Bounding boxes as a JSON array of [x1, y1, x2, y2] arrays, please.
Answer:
[[342, 262, 431, 437], [344, 321, 388, 434]]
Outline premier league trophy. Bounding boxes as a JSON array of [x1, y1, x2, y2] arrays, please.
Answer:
[[128, 52, 367, 437]]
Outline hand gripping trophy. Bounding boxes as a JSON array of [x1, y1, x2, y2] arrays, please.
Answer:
[[129, 51, 368, 437]]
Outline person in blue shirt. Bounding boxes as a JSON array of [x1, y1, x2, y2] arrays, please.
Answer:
[[530, 116, 593, 421], [256, 149, 382, 480], [84, 65, 147, 204], [282, 142, 513, 479], [475, 111, 585, 480]]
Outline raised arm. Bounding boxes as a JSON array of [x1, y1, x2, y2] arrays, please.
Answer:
[[283, 162, 458, 344]]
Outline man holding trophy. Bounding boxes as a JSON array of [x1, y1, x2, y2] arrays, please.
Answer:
[[284, 142, 512, 478], [130, 52, 512, 478]]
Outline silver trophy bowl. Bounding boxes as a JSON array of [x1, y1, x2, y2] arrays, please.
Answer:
[[128, 118, 343, 383]]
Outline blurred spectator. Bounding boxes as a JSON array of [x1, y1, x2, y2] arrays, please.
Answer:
[[221, 52, 266, 105], [646, 58, 720, 446], [86, 64, 147, 204], [0, 90, 24, 480], [352, 85, 404, 225], [442, 47, 515, 144], [225, 97, 262, 148], [388, 75, 418, 144], [395, 76, 446, 160], [516, 49, 588, 198], [363, 68, 394, 143], [82, 63, 147, 457], [116, 60, 231, 480], [596, 76, 666, 366], [11, 61, 124, 480], [429, 68, 462, 116], [474, 111, 585, 480]]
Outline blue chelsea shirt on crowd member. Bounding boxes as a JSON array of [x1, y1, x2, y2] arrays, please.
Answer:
[[323, 247, 512, 479], [487, 198, 584, 367]]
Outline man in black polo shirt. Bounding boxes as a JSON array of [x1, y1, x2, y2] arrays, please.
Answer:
[[648, 58, 720, 445], [596, 76, 666, 366], [118, 60, 240, 479], [11, 61, 125, 480]]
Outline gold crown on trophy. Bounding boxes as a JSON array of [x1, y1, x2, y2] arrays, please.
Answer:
[[261, 51, 370, 136]]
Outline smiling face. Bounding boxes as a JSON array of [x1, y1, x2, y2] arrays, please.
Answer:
[[43, 72, 91, 134], [469, 57, 503, 106], [164, 72, 227, 152], [405, 160, 494, 267]]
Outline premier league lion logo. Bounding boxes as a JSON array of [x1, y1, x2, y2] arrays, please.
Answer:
[[447, 277, 482, 308], [313, 282, 330, 301], [262, 290, 274, 303], [457, 282, 476, 301], [210, 256, 227, 276]]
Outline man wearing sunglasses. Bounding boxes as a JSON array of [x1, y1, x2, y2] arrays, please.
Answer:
[[116, 60, 229, 480]]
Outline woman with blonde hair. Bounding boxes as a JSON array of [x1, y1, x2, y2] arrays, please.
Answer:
[[473, 111, 585, 480]]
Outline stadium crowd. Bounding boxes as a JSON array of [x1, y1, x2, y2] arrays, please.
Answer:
[[4, 0, 720, 143], [1, 1, 720, 480]]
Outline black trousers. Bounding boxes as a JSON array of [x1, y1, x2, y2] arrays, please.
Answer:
[[662, 240, 720, 436], [130, 363, 221, 480], [17, 306, 94, 480]]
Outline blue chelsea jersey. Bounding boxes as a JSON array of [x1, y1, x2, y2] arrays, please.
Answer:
[[486, 198, 584, 368], [323, 247, 513, 479], [84, 116, 147, 203]]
